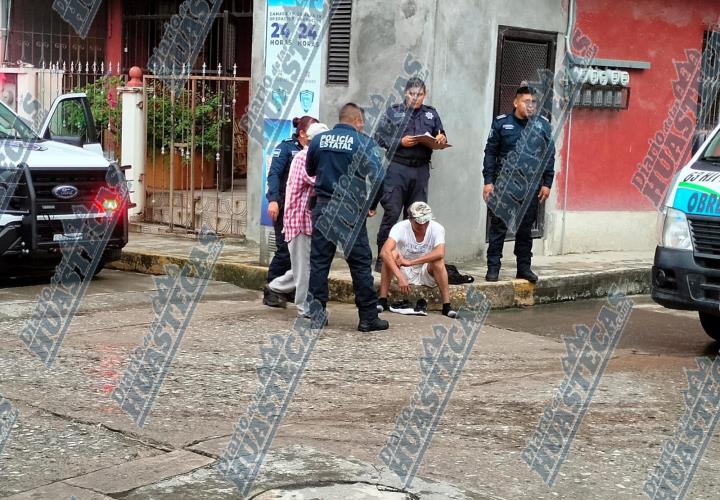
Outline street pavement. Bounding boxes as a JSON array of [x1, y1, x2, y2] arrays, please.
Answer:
[[0, 270, 718, 499]]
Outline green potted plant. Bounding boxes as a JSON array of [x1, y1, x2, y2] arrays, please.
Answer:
[[145, 83, 231, 189]]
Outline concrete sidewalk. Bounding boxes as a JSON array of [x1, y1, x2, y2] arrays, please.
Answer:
[[107, 227, 653, 309]]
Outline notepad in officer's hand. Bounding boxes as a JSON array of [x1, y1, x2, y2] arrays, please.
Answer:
[[412, 132, 452, 150]]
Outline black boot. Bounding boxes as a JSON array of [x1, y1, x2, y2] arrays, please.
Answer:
[[358, 316, 389, 332], [516, 266, 538, 283], [485, 267, 500, 282]]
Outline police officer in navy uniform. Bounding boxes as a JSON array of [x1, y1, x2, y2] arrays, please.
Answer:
[[373, 77, 447, 272], [482, 86, 555, 283], [306, 103, 389, 332], [264, 115, 318, 307]]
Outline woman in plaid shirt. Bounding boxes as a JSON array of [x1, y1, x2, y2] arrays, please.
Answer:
[[268, 122, 329, 316]]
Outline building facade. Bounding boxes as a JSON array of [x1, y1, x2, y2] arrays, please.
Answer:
[[3, 0, 719, 262], [554, 0, 720, 255], [251, 0, 720, 262], [247, 0, 568, 262]]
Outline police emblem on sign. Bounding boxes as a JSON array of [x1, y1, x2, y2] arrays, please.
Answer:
[[425, 111, 434, 120]]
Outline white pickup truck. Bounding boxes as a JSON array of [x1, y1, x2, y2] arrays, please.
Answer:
[[0, 93, 129, 278]]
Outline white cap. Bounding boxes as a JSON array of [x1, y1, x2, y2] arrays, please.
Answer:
[[409, 201, 434, 224], [307, 122, 329, 140]]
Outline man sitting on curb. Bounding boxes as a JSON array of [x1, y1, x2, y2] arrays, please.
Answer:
[[378, 201, 457, 318]]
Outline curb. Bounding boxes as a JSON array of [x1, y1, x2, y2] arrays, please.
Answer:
[[108, 250, 652, 310]]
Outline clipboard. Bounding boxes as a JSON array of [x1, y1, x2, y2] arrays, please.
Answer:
[[411, 132, 452, 150]]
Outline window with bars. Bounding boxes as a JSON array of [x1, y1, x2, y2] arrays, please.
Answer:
[[122, 0, 253, 74], [326, 0, 352, 85], [8, 0, 107, 66], [699, 28, 720, 132]]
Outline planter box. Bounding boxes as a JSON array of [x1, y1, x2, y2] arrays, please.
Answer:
[[145, 147, 217, 190]]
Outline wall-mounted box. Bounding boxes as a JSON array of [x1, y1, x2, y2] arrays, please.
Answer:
[[574, 84, 630, 110]]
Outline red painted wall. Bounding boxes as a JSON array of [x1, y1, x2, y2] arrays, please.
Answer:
[[559, 0, 719, 211]]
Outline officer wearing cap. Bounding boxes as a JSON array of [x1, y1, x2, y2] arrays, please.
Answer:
[[373, 77, 447, 272], [306, 103, 389, 332], [482, 85, 555, 283]]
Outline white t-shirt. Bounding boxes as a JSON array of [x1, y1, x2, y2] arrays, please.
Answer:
[[388, 220, 445, 260]]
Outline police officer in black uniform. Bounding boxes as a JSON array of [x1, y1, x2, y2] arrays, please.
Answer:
[[306, 103, 389, 332], [373, 77, 446, 271], [482, 86, 555, 283], [264, 115, 317, 307]]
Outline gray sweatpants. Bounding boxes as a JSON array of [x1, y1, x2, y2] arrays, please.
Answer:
[[268, 233, 311, 315]]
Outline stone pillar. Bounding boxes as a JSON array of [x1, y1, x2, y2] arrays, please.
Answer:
[[118, 67, 146, 218]]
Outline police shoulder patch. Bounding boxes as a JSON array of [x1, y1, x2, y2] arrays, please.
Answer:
[[272, 148, 281, 158], [541, 115, 550, 122], [496, 114, 507, 119]]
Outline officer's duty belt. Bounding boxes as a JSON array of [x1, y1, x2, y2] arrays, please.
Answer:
[[391, 157, 429, 168]]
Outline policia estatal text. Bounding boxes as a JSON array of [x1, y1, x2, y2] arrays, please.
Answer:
[[306, 103, 389, 332]]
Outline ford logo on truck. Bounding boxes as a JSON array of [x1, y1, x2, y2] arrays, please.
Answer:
[[52, 185, 79, 200]]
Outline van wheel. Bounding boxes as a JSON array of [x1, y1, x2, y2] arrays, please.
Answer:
[[699, 312, 720, 341]]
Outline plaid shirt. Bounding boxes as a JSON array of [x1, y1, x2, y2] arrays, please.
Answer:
[[283, 147, 315, 241]]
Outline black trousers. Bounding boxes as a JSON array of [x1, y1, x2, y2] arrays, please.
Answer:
[[376, 161, 430, 253], [487, 195, 539, 270], [266, 208, 291, 283], [308, 201, 378, 321]]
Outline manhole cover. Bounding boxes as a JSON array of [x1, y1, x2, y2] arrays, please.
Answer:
[[255, 482, 414, 499]]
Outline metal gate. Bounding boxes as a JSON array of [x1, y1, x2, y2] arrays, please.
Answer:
[[143, 68, 250, 236], [487, 26, 557, 243]]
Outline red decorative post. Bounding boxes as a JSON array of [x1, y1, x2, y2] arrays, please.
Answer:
[[127, 66, 143, 88]]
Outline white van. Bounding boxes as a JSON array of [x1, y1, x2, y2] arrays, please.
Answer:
[[652, 123, 720, 340]]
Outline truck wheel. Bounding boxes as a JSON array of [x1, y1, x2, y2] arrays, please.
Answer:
[[699, 312, 720, 341]]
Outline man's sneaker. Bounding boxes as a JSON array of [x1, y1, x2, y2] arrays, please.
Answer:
[[516, 268, 538, 283], [284, 290, 296, 303], [390, 299, 412, 310], [358, 317, 390, 332], [485, 268, 500, 282], [389, 299, 426, 316], [389, 300, 412, 314], [263, 286, 287, 308], [414, 298, 428, 315]]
